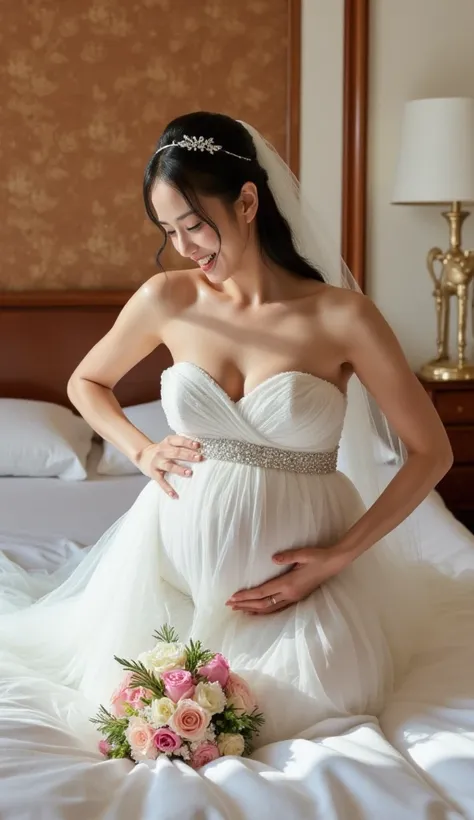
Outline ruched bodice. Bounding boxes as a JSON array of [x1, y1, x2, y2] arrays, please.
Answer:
[[160, 362, 347, 453]]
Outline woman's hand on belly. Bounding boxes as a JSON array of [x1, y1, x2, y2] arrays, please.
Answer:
[[137, 435, 203, 497], [226, 545, 350, 614]]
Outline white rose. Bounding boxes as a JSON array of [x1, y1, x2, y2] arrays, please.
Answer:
[[149, 697, 176, 728], [217, 733, 245, 757], [193, 681, 227, 716], [138, 642, 186, 675]]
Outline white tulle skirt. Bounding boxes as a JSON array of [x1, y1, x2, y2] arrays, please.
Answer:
[[0, 457, 425, 750]]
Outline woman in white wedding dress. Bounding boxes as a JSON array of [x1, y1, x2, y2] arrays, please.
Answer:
[[0, 113, 454, 814]]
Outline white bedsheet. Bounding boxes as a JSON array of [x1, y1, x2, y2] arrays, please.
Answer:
[[1, 468, 474, 818], [0, 443, 147, 547]]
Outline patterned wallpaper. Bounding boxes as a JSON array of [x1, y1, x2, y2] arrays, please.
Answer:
[[0, 0, 290, 290]]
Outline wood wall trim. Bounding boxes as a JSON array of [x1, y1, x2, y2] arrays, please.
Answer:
[[0, 301, 169, 406], [287, 0, 301, 177], [342, 0, 369, 291], [0, 291, 131, 308]]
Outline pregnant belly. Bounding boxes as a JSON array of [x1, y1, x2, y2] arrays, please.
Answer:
[[157, 461, 363, 607]]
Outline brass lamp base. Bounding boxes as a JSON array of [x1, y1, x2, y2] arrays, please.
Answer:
[[419, 359, 474, 381], [423, 201, 474, 382]]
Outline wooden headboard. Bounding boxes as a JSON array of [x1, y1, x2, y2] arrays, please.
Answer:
[[0, 291, 172, 409]]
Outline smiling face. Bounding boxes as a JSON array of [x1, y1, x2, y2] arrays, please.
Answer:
[[151, 180, 258, 283]]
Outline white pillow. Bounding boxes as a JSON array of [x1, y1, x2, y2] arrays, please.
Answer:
[[97, 400, 172, 476], [0, 399, 94, 481]]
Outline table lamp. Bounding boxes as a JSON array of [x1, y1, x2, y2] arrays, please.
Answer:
[[392, 97, 474, 380]]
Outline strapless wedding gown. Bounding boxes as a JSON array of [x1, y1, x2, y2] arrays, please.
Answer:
[[0, 363, 420, 768]]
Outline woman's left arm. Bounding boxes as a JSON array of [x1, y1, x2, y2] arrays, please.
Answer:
[[316, 293, 453, 559], [228, 294, 453, 614]]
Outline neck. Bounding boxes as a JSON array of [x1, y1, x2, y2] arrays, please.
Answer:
[[221, 253, 294, 307]]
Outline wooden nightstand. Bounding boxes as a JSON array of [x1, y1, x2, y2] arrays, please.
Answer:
[[419, 376, 474, 532]]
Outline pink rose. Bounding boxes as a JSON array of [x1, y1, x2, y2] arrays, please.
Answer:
[[153, 727, 182, 754], [198, 653, 230, 688], [190, 741, 220, 769], [126, 686, 153, 710], [125, 716, 157, 761], [110, 673, 152, 716], [161, 669, 195, 702], [98, 740, 111, 756], [169, 698, 210, 742], [225, 672, 256, 715], [110, 673, 134, 717]]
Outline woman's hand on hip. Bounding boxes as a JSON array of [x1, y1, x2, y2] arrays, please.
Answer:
[[226, 546, 350, 614], [136, 436, 203, 497]]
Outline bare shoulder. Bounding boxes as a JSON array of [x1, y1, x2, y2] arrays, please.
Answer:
[[312, 284, 374, 336], [313, 284, 409, 379], [68, 270, 199, 389], [135, 269, 198, 318]]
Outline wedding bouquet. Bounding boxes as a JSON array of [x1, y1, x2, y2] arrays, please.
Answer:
[[92, 625, 264, 768]]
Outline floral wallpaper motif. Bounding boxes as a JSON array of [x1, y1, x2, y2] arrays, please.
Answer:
[[0, 0, 290, 290]]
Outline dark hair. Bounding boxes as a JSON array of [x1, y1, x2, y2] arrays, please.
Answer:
[[143, 112, 325, 283]]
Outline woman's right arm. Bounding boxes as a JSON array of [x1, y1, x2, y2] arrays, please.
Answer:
[[67, 276, 201, 495]]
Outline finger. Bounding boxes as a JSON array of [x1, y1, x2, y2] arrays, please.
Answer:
[[163, 447, 204, 463], [227, 578, 283, 603], [230, 590, 284, 610], [241, 600, 290, 615], [252, 602, 292, 615], [153, 471, 178, 499], [231, 598, 271, 611], [167, 436, 201, 452], [273, 548, 314, 565], [232, 598, 279, 611], [155, 459, 194, 478]]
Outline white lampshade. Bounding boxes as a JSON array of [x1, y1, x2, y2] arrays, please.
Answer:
[[392, 97, 474, 204]]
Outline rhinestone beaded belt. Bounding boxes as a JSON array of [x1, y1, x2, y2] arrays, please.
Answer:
[[197, 437, 338, 475]]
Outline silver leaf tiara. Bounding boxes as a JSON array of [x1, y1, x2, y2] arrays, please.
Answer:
[[155, 134, 252, 161]]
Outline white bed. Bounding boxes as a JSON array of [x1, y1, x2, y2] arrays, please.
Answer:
[[0, 443, 148, 550], [2, 295, 474, 818], [1, 462, 474, 819]]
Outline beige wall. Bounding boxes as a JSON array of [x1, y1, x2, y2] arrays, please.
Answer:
[[368, 0, 474, 368], [302, 0, 474, 369]]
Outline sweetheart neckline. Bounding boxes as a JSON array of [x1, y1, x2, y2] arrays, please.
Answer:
[[162, 361, 347, 404]]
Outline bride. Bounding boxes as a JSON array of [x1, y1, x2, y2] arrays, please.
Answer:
[[0, 113, 452, 762]]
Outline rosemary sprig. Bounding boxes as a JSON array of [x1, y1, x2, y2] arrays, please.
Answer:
[[213, 705, 265, 742], [185, 639, 215, 674], [90, 704, 130, 755], [152, 624, 180, 644], [113, 656, 165, 698]]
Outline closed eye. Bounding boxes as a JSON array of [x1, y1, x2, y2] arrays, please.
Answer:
[[166, 222, 203, 237]]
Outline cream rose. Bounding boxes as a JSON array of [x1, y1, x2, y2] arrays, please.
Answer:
[[149, 697, 176, 728], [193, 681, 227, 716], [169, 698, 210, 742], [217, 733, 245, 757], [138, 642, 186, 675]]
